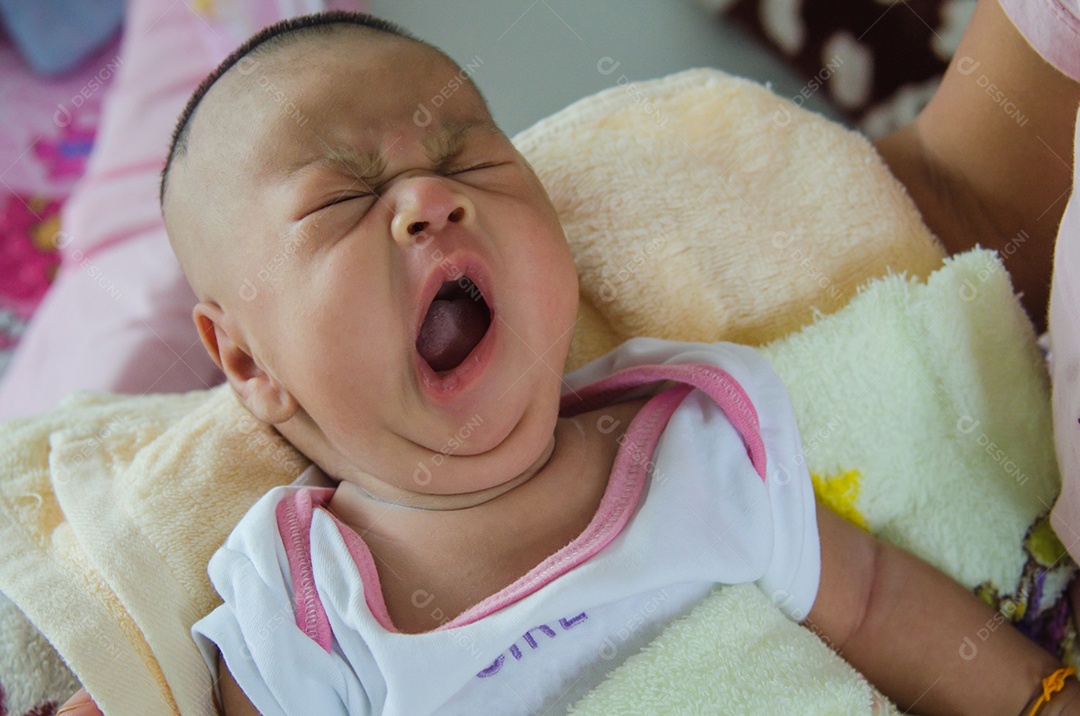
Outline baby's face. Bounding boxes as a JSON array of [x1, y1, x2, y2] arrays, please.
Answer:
[[171, 31, 579, 499]]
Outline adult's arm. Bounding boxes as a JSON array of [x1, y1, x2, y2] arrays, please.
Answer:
[[873, 0, 1080, 331]]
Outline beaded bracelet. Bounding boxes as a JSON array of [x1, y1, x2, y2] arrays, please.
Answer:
[[1028, 666, 1077, 716]]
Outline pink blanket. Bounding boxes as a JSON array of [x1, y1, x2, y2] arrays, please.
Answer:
[[0, 36, 117, 375]]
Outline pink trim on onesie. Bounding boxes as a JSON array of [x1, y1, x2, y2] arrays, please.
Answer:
[[275, 487, 338, 653], [559, 363, 767, 481], [275, 362, 767, 640], [276, 487, 401, 638]]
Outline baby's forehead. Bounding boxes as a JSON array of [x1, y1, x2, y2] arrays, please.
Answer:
[[226, 27, 442, 92], [213, 31, 401, 107], [209, 44, 486, 159], [174, 32, 495, 214], [208, 33, 472, 136]]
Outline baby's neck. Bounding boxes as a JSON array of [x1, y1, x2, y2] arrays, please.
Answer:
[[333, 436, 559, 512], [326, 398, 648, 633]]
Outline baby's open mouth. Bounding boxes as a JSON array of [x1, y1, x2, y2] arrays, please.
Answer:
[[415, 276, 492, 373]]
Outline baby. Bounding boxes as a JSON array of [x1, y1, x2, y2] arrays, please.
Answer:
[[141, 10, 1078, 716]]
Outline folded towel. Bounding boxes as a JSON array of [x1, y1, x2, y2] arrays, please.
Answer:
[[514, 68, 945, 370], [0, 591, 80, 715], [569, 583, 892, 716], [763, 249, 1063, 599], [0, 68, 968, 714], [0, 388, 307, 715]]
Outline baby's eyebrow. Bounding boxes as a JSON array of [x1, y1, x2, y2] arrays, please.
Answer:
[[284, 121, 497, 188], [285, 145, 388, 190], [422, 123, 472, 170]]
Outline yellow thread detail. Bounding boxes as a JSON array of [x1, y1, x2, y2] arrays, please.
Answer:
[[1027, 666, 1076, 715], [811, 469, 868, 530]]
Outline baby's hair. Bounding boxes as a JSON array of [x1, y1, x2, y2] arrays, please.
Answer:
[[159, 11, 420, 207]]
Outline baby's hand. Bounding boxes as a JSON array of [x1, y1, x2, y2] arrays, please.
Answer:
[[56, 688, 102, 716]]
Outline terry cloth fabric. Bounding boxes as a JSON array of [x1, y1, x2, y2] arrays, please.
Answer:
[[514, 68, 945, 372], [761, 249, 1069, 617], [0, 590, 81, 714], [569, 582, 893, 716], [0, 387, 310, 716], [191, 341, 819, 716]]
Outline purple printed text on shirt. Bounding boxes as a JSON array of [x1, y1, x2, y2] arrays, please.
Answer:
[[476, 612, 588, 678]]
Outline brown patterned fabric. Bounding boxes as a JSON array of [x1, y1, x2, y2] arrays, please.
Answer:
[[700, 0, 974, 136]]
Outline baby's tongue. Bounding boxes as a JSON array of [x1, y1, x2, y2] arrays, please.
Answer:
[[416, 295, 489, 372]]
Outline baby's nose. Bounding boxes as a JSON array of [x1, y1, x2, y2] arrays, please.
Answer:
[[390, 177, 475, 247]]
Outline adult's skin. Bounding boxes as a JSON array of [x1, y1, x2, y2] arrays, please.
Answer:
[[875, 0, 1079, 334]]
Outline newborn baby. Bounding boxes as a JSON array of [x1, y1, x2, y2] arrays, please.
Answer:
[[154, 12, 1079, 716]]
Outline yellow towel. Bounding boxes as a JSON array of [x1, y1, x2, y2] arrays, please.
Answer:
[[763, 249, 1061, 596], [0, 388, 305, 715], [514, 69, 944, 370], [569, 584, 894, 716], [0, 68, 946, 714]]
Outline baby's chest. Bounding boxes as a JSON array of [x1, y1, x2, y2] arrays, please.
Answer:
[[376, 548, 554, 634]]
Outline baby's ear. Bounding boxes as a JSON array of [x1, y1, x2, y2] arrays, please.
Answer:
[[192, 302, 298, 424]]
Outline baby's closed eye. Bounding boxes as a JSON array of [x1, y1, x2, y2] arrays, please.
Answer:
[[319, 192, 376, 209], [302, 190, 378, 220], [445, 162, 501, 175]]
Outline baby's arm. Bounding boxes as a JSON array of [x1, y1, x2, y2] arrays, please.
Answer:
[[217, 652, 262, 716], [809, 503, 1080, 715], [874, 0, 1080, 331], [55, 658, 260, 716]]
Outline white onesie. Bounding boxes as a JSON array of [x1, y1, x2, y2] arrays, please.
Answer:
[[192, 338, 821, 715]]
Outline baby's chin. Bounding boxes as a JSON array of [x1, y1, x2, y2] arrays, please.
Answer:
[[404, 413, 560, 498], [292, 395, 559, 505], [324, 433, 557, 511]]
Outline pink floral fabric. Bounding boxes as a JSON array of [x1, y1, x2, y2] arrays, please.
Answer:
[[0, 36, 116, 378]]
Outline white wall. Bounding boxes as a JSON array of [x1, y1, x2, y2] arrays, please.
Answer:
[[365, 0, 840, 135]]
